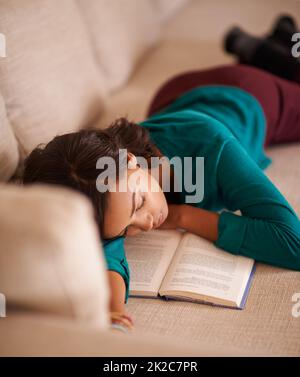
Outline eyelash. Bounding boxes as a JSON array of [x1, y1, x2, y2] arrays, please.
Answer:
[[122, 195, 145, 237]]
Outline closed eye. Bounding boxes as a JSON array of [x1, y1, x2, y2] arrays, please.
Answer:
[[136, 195, 145, 211]]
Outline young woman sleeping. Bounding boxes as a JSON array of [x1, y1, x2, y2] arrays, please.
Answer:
[[22, 64, 300, 332]]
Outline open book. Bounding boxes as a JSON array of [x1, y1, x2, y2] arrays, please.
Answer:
[[124, 229, 255, 309]]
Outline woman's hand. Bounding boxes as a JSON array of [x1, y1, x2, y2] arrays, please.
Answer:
[[110, 311, 135, 333], [157, 204, 185, 230]]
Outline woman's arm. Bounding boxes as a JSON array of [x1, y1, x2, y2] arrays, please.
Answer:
[[159, 138, 300, 270], [213, 138, 300, 270], [108, 271, 134, 331], [180, 205, 219, 242], [159, 203, 220, 242], [102, 236, 131, 314], [107, 270, 126, 313]]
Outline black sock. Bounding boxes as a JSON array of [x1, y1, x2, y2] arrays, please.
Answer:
[[248, 39, 300, 81], [224, 27, 263, 63], [224, 25, 300, 82], [266, 15, 298, 50]]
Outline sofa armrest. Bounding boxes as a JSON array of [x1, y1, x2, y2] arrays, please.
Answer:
[[0, 183, 110, 328]]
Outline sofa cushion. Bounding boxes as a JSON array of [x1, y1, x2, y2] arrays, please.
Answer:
[[0, 0, 105, 155], [153, 0, 191, 23], [0, 184, 110, 328], [0, 312, 262, 356], [94, 39, 230, 130], [0, 92, 19, 181], [76, 0, 161, 92]]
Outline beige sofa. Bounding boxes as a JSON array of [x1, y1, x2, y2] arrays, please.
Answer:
[[0, 0, 300, 356]]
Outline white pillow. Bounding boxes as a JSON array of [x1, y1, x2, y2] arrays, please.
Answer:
[[76, 0, 161, 92], [0, 183, 110, 328]]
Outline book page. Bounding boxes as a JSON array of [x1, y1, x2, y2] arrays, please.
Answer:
[[124, 229, 184, 296], [160, 232, 254, 306]]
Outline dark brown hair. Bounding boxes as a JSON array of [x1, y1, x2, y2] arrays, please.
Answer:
[[22, 117, 160, 237]]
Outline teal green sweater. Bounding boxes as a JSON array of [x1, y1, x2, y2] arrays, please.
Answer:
[[103, 85, 300, 304]]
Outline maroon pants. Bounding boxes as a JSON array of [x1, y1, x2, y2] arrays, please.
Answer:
[[146, 64, 300, 148]]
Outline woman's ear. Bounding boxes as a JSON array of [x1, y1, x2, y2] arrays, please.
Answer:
[[127, 153, 138, 170]]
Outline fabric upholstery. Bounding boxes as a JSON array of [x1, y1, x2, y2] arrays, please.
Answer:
[[152, 0, 191, 22], [0, 312, 263, 356], [0, 91, 18, 180], [0, 184, 110, 328], [0, 0, 105, 155], [76, 0, 161, 92]]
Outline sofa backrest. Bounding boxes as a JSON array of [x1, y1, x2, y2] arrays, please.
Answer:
[[0, 0, 106, 158], [76, 0, 162, 93], [0, 183, 110, 328], [0, 0, 190, 181], [152, 0, 190, 23]]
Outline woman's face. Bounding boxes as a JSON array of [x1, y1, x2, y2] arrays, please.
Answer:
[[102, 156, 168, 239]]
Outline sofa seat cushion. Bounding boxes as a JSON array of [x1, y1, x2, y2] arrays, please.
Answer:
[[0, 312, 262, 356], [94, 39, 232, 129]]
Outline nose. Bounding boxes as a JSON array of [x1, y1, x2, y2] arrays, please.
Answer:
[[140, 213, 154, 231]]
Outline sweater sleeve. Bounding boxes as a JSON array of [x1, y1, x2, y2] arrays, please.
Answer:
[[102, 237, 130, 304], [214, 138, 300, 270]]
